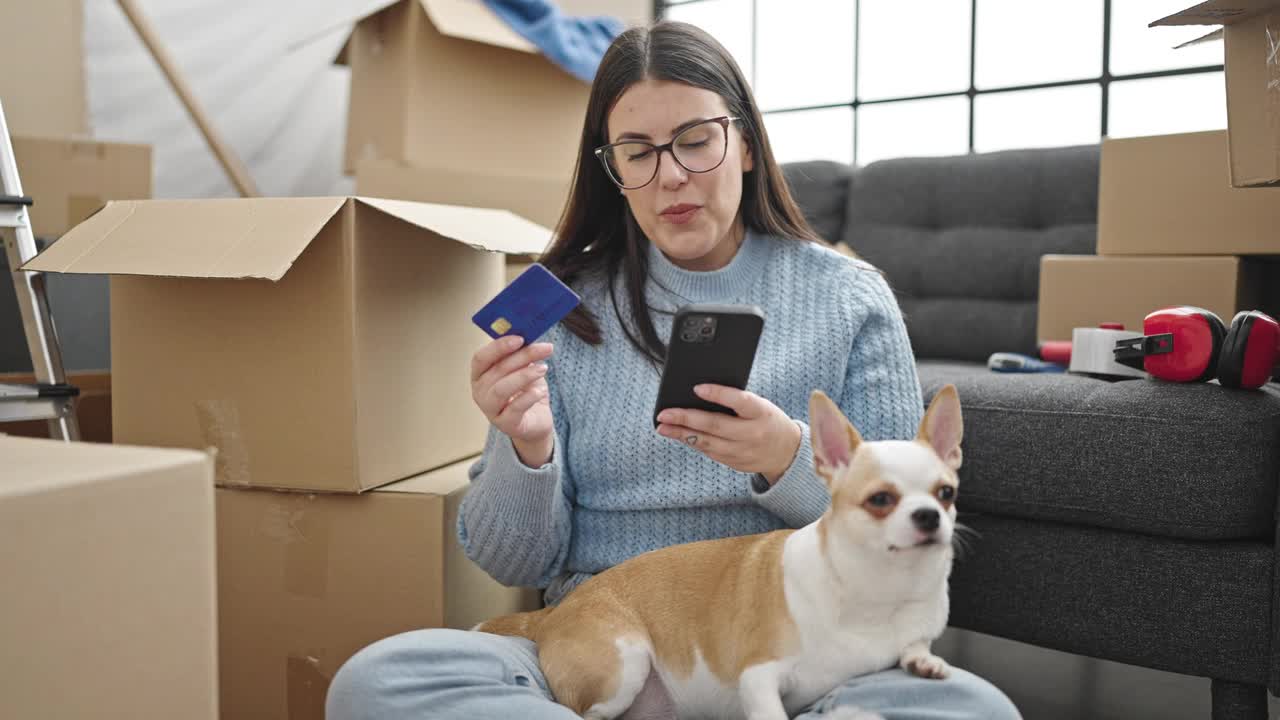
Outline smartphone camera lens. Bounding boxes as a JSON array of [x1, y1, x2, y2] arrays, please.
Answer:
[[680, 315, 717, 343]]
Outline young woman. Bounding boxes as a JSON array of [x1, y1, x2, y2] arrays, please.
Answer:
[[327, 20, 1020, 720]]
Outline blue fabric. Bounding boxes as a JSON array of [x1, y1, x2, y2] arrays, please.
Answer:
[[482, 0, 625, 83], [457, 231, 926, 606], [325, 628, 1023, 720]]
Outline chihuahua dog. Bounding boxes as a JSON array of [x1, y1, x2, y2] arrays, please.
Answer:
[[477, 385, 964, 720]]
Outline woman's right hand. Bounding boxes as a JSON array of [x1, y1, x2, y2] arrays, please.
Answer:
[[470, 335, 556, 467]]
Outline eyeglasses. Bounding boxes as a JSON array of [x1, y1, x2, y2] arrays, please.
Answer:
[[594, 116, 739, 190]]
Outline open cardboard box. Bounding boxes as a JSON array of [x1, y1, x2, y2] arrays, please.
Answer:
[[302, 0, 589, 181], [22, 196, 552, 493], [1153, 1, 1280, 186]]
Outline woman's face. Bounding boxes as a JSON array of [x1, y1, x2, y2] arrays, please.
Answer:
[[605, 80, 753, 271]]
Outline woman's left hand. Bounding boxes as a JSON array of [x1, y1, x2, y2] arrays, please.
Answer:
[[655, 384, 802, 485]]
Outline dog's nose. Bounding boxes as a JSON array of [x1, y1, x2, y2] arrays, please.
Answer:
[[911, 508, 940, 532]]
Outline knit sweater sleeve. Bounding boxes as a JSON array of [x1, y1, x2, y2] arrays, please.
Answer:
[[839, 266, 925, 441], [456, 352, 574, 589], [750, 262, 924, 526]]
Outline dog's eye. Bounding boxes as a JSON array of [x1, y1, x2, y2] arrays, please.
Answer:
[[937, 486, 956, 502], [867, 492, 894, 507]]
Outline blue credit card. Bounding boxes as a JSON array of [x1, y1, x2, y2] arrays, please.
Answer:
[[472, 263, 581, 343]]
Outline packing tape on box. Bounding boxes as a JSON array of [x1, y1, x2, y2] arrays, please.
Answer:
[[287, 654, 330, 720], [195, 399, 253, 486], [1069, 327, 1148, 379], [261, 495, 330, 599]]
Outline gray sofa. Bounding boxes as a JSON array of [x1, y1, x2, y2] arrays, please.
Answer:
[[783, 149, 1280, 720]]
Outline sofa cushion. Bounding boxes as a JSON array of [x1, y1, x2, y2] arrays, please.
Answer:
[[947, 513, 1272, 685], [781, 160, 851, 245], [916, 361, 1280, 541], [848, 146, 1099, 363]]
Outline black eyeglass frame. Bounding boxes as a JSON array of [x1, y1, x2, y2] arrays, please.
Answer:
[[593, 116, 741, 190]]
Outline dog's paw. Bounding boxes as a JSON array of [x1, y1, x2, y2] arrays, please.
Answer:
[[822, 708, 885, 720], [901, 651, 951, 680]]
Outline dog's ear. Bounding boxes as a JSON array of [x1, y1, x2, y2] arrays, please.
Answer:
[[809, 390, 862, 486], [919, 384, 963, 471]]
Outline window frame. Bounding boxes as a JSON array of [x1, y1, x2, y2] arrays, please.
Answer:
[[656, 0, 1224, 164]]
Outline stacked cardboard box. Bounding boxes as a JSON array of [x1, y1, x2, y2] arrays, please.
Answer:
[[312, 0, 589, 275], [1039, 2, 1280, 341], [215, 460, 541, 718], [23, 195, 549, 718], [0, 1, 153, 242], [1151, 2, 1280, 188], [1037, 130, 1280, 343], [1, 2, 87, 139], [0, 1, 152, 444], [1, 435, 219, 718]]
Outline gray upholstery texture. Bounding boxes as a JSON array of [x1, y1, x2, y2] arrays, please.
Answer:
[[917, 364, 1280, 541], [948, 513, 1273, 686], [842, 146, 1100, 362], [780, 160, 852, 245]]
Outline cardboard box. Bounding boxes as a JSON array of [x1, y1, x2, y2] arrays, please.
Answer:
[[330, 0, 589, 178], [356, 159, 570, 230], [23, 197, 551, 493], [1037, 255, 1278, 342], [12, 135, 153, 239], [1097, 131, 1280, 255], [0, 2, 88, 137], [0, 436, 217, 719], [216, 458, 541, 720], [1153, 2, 1280, 186], [506, 258, 537, 284]]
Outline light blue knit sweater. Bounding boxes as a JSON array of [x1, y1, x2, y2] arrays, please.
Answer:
[[458, 230, 924, 605]]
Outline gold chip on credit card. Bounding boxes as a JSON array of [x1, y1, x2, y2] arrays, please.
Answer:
[[490, 317, 512, 335]]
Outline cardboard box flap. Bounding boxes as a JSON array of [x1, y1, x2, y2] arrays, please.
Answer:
[[375, 459, 472, 496], [1152, 0, 1279, 26], [421, 0, 537, 54], [306, 0, 538, 65], [21, 198, 348, 281], [1176, 27, 1225, 47], [288, 0, 393, 54], [357, 196, 551, 256]]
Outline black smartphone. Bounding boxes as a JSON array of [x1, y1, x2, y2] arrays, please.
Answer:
[[653, 303, 765, 427]]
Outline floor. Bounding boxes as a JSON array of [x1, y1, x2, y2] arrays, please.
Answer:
[[934, 628, 1280, 719]]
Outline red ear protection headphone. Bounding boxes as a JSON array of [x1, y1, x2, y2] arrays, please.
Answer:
[[1112, 306, 1280, 390]]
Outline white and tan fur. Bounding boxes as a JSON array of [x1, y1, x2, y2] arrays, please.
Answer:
[[478, 385, 965, 720]]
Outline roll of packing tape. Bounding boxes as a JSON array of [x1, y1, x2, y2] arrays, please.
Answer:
[[1069, 327, 1148, 378]]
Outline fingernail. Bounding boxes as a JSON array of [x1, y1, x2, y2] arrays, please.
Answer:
[[534, 364, 548, 374], [535, 342, 554, 353], [505, 335, 524, 348], [693, 385, 708, 395]]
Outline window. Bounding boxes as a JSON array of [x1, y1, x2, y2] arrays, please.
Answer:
[[765, 107, 854, 165], [656, 0, 1225, 165]]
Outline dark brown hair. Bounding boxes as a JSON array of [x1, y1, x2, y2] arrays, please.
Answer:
[[540, 20, 822, 365]]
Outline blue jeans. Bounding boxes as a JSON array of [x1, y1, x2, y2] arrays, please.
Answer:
[[326, 628, 1022, 719]]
